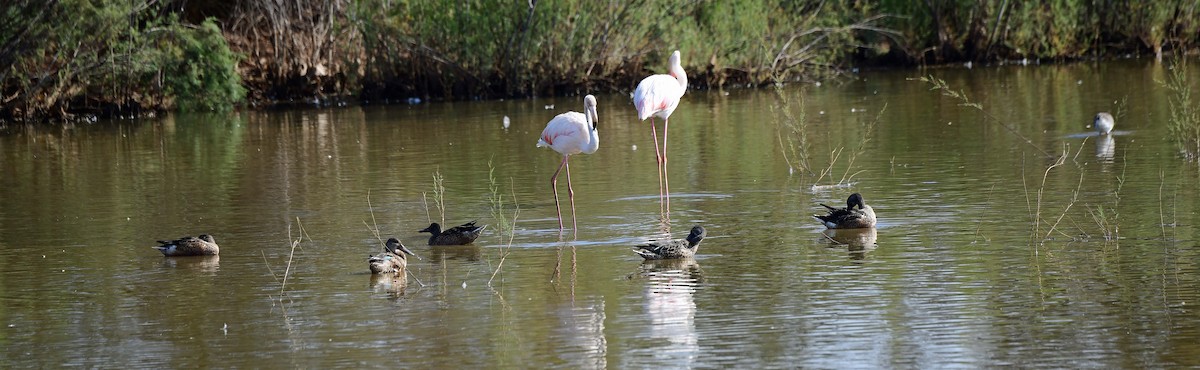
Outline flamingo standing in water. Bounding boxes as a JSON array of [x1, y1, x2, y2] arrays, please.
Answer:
[[633, 50, 687, 213], [537, 95, 600, 232]]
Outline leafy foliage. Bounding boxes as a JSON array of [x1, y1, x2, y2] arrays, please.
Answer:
[[348, 0, 891, 99], [0, 0, 244, 122], [5, 0, 1200, 122], [160, 19, 246, 112], [875, 0, 1200, 62]]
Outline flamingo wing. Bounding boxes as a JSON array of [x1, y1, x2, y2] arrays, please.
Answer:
[[538, 111, 589, 155], [633, 75, 683, 121]]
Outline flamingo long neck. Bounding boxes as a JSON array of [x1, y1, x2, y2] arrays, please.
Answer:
[[670, 63, 688, 91], [581, 114, 599, 154]]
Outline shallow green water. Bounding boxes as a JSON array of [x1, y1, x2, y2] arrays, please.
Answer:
[[1, 59, 1198, 368]]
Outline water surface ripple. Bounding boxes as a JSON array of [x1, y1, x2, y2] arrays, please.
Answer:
[[1, 60, 1198, 368]]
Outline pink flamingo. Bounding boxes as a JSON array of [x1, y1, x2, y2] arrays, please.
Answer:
[[537, 95, 599, 232], [633, 50, 687, 213]]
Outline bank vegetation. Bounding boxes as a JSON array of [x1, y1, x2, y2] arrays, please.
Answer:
[[2, 0, 1198, 122]]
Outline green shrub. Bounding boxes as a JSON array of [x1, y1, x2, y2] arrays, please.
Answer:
[[160, 18, 246, 112], [0, 1, 244, 121]]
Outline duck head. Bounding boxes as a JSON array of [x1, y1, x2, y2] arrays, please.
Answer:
[[385, 238, 417, 257], [686, 225, 706, 246], [847, 193, 867, 210], [419, 223, 442, 235]]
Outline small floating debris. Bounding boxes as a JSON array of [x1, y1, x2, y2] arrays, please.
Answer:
[[810, 182, 857, 192], [544, 104, 555, 110], [632, 144, 637, 151], [503, 115, 511, 130], [406, 97, 422, 105]]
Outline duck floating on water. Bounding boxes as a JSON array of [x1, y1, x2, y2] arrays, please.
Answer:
[[1091, 112, 1115, 135], [633, 225, 706, 260], [368, 238, 417, 274], [154, 234, 220, 256], [814, 193, 877, 229], [419, 221, 486, 245]]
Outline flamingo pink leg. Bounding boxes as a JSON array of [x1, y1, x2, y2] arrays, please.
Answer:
[[650, 117, 666, 214], [550, 154, 570, 230], [662, 117, 671, 212], [565, 159, 578, 233]]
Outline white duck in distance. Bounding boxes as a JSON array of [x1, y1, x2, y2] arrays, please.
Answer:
[[537, 95, 599, 233], [1092, 112, 1114, 135], [632, 50, 687, 213]]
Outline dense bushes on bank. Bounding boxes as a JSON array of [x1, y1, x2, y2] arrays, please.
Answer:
[[876, 0, 1197, 62], [1, 0, 243, 122], [2, 0, 1197, 123]]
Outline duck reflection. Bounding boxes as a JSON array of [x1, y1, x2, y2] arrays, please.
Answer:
[[1095, 134, 1115, 162], [639, 258, 704, 282], [634, 258, 703, 365], [369, 272, 408, 295], [158, 255, 220, 272], [427, 244, 483, 263], [822, 228, 878, 259]]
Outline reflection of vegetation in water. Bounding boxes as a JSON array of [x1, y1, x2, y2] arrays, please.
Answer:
[[1158, 60, 1200, 161]]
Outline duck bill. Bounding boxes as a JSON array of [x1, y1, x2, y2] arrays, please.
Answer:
[[396, 244, 420, 260]]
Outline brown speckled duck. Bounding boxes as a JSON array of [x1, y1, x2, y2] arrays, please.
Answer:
[[633, 225, 706, 260], [814, 193, 877, 229], [368, 238, 417, 274], [419, 221, 486, 246], [154, 234, 220, 256]]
